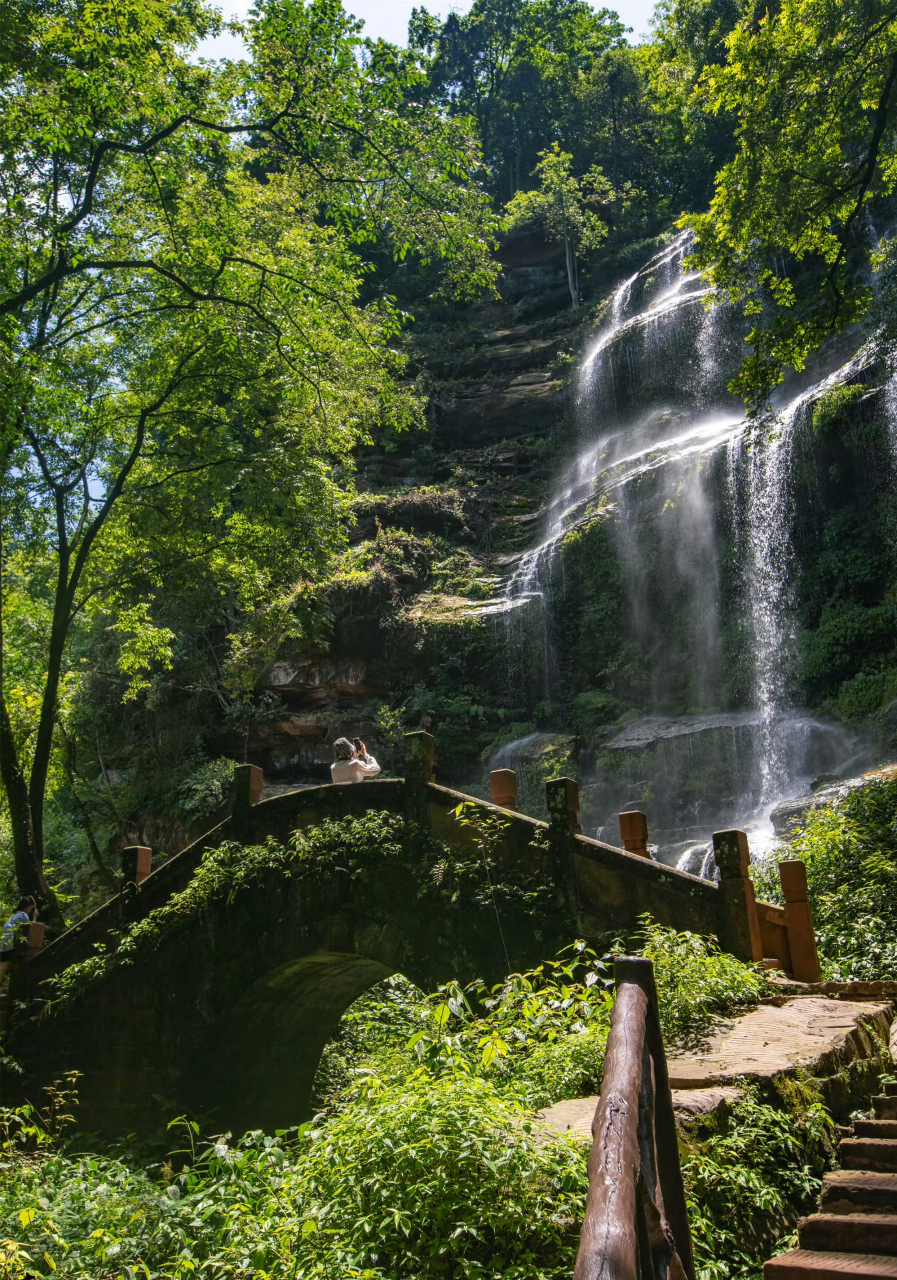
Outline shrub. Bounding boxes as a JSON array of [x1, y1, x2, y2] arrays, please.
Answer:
[[175, 756, 236, 820], [640, 918, 767, 1044], [2, 1077, 588, 1280], [683, 1084, 834, 1280], [752, 776, 897, 979]]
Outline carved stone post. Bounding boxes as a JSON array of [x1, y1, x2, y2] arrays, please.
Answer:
[[546, 776, 581, 834], [779, 859, 821, 982], [619, 810, 650, 857], [404, 731, 435, 824], [546, 776, 581, 910], [121, 846, 152, 885], [231, 764, 263, 842], [490, 768, 517, 811], [713, 828, 763, 963]]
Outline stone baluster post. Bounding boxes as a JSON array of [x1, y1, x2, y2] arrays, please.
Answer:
[[713, 828, 763, 964], [490, 768, 517, 811], [546, 777, 581, 834], [231, 764, 264, 842], [619, 810, 650, 858], [779, 859, 821, 982], [121, 846, 152, 885], [546, 776, 581, 910], [404, 731, 435, 824]]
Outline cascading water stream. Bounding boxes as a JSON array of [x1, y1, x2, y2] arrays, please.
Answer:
[[484, 232, 875, 875], [491, 235, 721, 619]]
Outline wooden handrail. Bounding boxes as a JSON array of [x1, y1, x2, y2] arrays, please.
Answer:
[[574, 957, 696, 1280]]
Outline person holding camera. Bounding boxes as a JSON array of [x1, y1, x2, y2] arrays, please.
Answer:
[[331, 737, 382, 783]]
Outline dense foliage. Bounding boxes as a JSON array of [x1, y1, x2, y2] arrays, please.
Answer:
[[3, 3, 897, 1278], [753, 775, 897, 980], [0, 0, 498, 915], [686, 0, 897, 413]]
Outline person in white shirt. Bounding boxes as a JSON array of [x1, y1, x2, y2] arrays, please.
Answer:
[[331, 737, 382, 784]]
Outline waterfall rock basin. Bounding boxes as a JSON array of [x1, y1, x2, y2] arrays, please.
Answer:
[[486, 713, 875, 880]]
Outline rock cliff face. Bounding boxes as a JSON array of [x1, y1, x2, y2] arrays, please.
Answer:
[[240, 229, 591, 793]]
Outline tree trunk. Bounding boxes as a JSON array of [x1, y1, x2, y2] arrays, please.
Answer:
[[0, 485, 65, 927], [564, 230, 579, 308], [0, 697, 64, 925], [28, 551, 71, 859]]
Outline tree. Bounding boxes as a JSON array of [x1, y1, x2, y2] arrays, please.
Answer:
[[0, 0, 499, 922], [505, 143, 610, 306], [412, 0, 625, 200], [683, 0, 897, 416]]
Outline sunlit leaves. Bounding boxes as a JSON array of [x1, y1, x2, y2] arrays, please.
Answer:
[[682, 0, 897, 413], [752, 776, 897, 980]]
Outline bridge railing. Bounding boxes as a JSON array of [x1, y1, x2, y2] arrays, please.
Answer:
[[574, 956, 695, 1280]]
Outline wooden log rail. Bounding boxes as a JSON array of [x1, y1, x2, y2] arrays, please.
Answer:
[[575, 957, 696, 1280]]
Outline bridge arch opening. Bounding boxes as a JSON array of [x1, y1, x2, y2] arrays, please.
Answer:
[[198, 952, 407, 1134]]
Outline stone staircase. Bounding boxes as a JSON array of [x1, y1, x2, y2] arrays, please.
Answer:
[[767, 1083, 897, 1280]]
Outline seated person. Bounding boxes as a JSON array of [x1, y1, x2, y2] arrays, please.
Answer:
[[331, 737, 381, 783]]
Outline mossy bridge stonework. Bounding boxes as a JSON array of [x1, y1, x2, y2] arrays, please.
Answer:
[[11, 734, 801, 1138]]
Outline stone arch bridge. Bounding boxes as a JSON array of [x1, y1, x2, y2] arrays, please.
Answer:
[[10, 734, 798, 1137]]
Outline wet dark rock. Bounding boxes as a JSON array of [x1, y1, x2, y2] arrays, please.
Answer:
[[606, 713, 762, 751], [770, 767, 897, 834]]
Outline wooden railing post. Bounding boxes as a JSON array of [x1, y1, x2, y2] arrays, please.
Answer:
[[546, 776, 581, 834], [546, 776, 581, 909], [779, 859, 821, 983], [619, 811, 650, 858], [490, 768, 517, 810], [713, 829, 763, 963], [231, 764, 263, 842], [615, 957, 696, 1280], [25, 921, 45, 959], [575, 976, 645, 1280], [574, 956, 696, 1280]]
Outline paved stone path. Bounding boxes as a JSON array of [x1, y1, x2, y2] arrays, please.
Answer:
[[665, 997, 890, 1088], [538, 997, 891, 1139]]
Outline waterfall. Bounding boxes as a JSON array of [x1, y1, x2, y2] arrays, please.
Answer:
[[485, 234, 873, 871]]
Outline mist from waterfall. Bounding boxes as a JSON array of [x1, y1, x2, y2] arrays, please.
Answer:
[[486, 232, 875, 874]]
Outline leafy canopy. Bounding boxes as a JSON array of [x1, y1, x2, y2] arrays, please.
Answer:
[[684, 0, 897, 414], [505, 143, 610, 253], [0, 0, 500, 899]]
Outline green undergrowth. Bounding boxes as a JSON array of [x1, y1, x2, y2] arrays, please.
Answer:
[[0, 1068, 836, 1280], [752, 775, 897, 979], [682, 1079, 835, 1280], [5, 808, 834, 1280], [2, 917, 810, 1280], [314, 921, 765, 1114]]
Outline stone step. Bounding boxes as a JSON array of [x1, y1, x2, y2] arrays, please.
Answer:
[[884, 1083, 897, 1098], [799, 1216, 897, 1255], [765, 1250, 897, 1280], [856, 1123, 897, 1140], [874, 1099, 897, 1121], [841, 1141, 897, 1172], [822, 1173, 897, 1216]]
